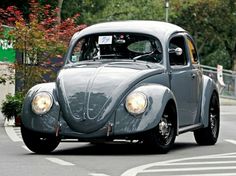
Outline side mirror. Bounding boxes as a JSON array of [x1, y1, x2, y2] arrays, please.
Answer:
[[168, 47, 183, 56]]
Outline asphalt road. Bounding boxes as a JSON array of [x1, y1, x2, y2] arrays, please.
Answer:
[[1, 105, 236, 176]]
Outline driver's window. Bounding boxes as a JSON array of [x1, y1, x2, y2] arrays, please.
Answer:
[[169, 36, 187, 66]]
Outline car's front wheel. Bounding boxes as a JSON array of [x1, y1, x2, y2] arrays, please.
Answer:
[[21, 124, 60, 154], [145, 103, 177, 153], [194, 92, 220, 145]]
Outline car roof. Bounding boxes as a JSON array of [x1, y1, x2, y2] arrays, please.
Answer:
[[72, 20, 186, 42]]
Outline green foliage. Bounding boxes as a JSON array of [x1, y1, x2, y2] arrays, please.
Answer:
[[87, 0, 164, 23], [171, 0, 236, 69], [201, 49, 232, 69], [1, 92, 24, 120], [61, 0, 165, 24], [61, 0, 108, 24]]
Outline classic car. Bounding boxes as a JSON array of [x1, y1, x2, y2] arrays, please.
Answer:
[[21, 21, 220, 154]]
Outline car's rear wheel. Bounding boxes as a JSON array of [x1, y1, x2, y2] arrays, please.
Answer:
[[145, 103, 177, 153], [194, 92, 220, 145], [21, 124, 60, 154]]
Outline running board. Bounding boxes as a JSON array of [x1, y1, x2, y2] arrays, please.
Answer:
[[178, 123, 204, 134]]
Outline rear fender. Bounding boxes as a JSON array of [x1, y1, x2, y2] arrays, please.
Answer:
[[114, 84, 177, 135], [201, 75, 219, 127]]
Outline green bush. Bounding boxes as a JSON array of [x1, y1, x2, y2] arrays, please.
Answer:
[[1, 93, 24, 120]]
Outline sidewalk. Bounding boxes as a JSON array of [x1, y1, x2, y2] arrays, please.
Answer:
[[220, 97, 236, 106]]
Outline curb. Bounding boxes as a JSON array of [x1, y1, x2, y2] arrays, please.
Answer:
[[220, 98, 236, 106]]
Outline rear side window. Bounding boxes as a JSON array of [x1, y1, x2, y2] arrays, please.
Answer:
[[187, 37, 198, 64]]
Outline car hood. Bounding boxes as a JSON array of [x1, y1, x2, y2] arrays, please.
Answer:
[[56, 60, 164, 133]]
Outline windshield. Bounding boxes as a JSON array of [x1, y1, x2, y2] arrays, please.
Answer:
[[68, 33, 162, 64]]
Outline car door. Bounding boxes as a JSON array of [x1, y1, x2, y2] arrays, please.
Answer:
[[168, 34, 202, 127]]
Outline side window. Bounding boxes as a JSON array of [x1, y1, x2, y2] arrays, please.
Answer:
[[169, 36, 187, 66], [71, 39, 85, 62], [187, 37, 198, 64]]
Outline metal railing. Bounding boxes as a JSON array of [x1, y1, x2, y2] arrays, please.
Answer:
[[201, 65, 236, 99]]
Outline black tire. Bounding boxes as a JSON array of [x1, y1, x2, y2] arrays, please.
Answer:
[[145, 103, 177, 153], [194, 93, 220, 145], [21, 124, 60, 154]]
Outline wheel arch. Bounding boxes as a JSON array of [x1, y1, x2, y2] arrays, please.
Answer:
[[114, 84, 178, 135], [201, 75, 219, 127], [21, 82, 60, 134]]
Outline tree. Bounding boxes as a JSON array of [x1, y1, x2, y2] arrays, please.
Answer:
[[61, 0, 108, 24], [171, 0, 236, 70], [0, 0, 85, 92], [60, 0, 165, 25], [85, 0, 164, 23], [57, 0, 63, 23]]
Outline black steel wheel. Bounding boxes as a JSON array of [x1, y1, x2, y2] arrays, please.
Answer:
[[21, 124, 60, 154], [145, 103, 177, 153], [194, 92, 220, 145]]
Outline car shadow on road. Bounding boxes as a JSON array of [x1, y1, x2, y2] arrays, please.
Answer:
[[40, 141, 199, 156]]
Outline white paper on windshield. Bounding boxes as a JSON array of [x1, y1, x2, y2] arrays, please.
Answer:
[[98, 36, 112, 45]]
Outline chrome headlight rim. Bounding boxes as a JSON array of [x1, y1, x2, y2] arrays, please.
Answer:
[[125, 91, 148, 116], [31, 91, 53, 115]]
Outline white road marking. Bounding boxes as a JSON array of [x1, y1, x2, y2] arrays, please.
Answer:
[[46, 157, 75, 166], [206, 156, 236, 159], [141, 166, 236, 173], [152, 160, 236, 166], [121, 152, 236, 176], [225, 139, 236, 145], [171, 173, 236, 176], [5, 126, 22, 142], [89, 173, 110, 176]]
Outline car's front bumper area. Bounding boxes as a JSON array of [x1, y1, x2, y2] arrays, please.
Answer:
[[22, 83, 172, 141]]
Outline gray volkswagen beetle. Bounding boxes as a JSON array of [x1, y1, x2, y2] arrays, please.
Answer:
[[21, 21, 220, 154]]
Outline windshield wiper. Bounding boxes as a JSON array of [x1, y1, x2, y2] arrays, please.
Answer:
[[92, 54, 123, 61], [132, 50, 156, 62]]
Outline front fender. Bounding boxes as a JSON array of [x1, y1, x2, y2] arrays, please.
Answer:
[[201, 75, 219, 127], [114, 84, 177, 135], [21, 82, 60, 134]]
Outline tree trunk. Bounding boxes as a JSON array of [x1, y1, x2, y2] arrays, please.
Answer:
[[57, 0, 63, 24]]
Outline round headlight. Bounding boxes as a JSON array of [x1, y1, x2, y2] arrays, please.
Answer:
[[125, 92, 147, 116], [31, 92, 53, 115]]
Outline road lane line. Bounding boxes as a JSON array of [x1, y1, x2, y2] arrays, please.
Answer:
[[5, 126, 22, 142], [152, 160, 236, 166], [89, 173, 110, 176], [225, 139, 236, 145], [172, 173, 236, 176], [141, 166, 236, 173], [46, 157, 74, 166], [121, 152, 236, 176]]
